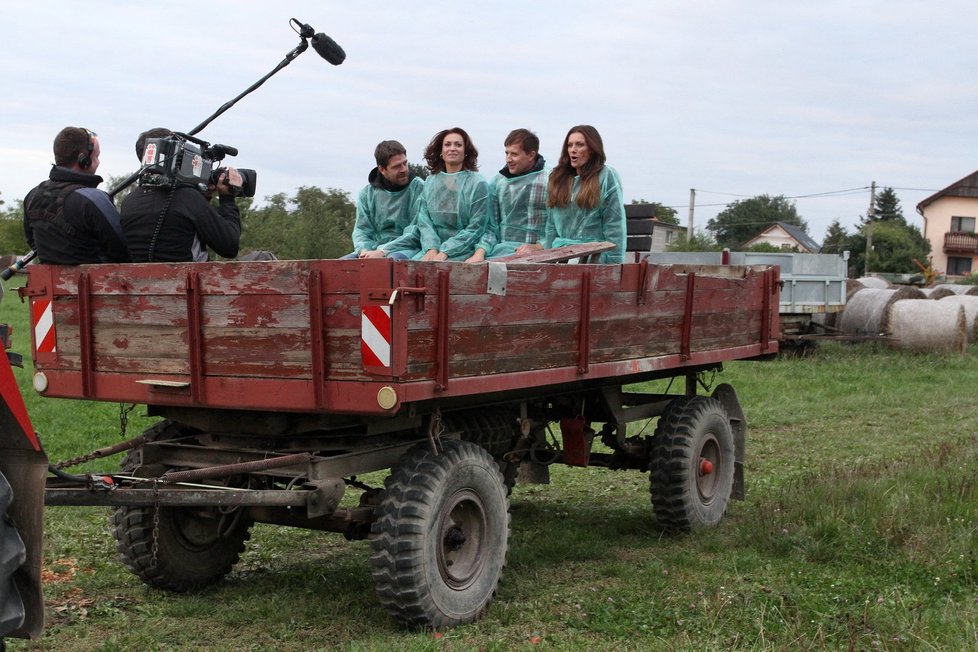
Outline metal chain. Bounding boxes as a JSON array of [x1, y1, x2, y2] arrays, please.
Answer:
[[427, 409, 444, 455], [119, 403, 136, 439], [697, 369, 719, 393], [151, 480, 161, 568]]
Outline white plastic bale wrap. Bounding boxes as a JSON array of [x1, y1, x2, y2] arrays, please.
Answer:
[[887, 301, 966, 353], [837, 286, 926, 336], [938, 295, 978, 343], [930, 283, 978, 296], [854, 276, 891, 289], [921, 287, 955, 300]]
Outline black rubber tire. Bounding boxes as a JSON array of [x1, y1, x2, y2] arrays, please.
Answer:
[[369, 439, 510, 628], [110, 420, 252, 592], [0, 472, 25, 638], [649, 396, 735, 531]]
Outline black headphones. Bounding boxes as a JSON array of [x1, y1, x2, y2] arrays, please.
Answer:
[[77, 128, 95, 169]]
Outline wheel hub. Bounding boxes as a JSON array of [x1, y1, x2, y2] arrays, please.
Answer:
[[437, 489, 488, 590], [696, 435, 721, 503], [445, 526, 467, 549]]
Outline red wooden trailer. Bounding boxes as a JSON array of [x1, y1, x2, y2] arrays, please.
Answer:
[[1, 253, 778, 637]]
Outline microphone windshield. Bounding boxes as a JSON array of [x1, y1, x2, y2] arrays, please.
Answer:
[[312, 33, 346, 65]]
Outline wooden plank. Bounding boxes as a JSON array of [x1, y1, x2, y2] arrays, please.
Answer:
[[491, 241, 615, 264]]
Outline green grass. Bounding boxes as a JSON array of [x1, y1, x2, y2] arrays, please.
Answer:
[[3, 275, 978, 651]]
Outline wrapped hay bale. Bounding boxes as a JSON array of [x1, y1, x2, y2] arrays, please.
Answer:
[[938, 295, 978, 342], [888, 301, 966, 353], [930, 283, 978, 296], [855, 276, 891, 289], [837, 286, 926, 336], [845, 279, 866, 303], [921, 287, 955, 299]]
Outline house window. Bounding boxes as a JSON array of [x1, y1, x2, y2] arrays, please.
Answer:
[[664, 230, 674, 244], [947, 256, 973, 276], [950, 216, 976, 233]]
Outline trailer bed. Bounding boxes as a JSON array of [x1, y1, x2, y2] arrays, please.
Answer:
[[24, 258, 779, 415]]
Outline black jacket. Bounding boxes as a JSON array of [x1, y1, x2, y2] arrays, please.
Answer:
[[23, 166, 131, 265], [120, 184, 240, 262]]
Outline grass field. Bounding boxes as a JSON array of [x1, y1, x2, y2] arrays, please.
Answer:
[[3, 276, 977, 651]]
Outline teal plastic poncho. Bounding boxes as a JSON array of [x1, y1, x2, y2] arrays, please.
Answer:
[[544, 166, 626, 264], [353, 174, 424, 257], [479, 159, 549, 258], [415, 170, 491, 261]]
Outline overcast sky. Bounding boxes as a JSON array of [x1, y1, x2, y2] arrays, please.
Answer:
[[3, 1, 978, 243]]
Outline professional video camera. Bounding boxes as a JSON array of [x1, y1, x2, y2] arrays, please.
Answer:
[[140, 132, 257, 197]]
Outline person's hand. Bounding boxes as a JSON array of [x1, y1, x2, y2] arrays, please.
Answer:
[[422, 249, 447, 262], [465, 248, 487, 264], [360, 249, 386, 259], [515, 243, 543, 255], [215, 167, 243, 196]]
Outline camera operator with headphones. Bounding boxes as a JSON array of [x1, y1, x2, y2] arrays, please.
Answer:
[[23, 126, 132, 265], [121, 128, 243, 262]]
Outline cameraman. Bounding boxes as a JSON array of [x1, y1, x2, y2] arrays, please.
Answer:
[[121, 128, 242, 262], [23, 126, 131, 264]]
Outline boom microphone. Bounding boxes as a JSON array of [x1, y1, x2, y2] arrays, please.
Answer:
[[311, 32, 346, 65], [291, 18, 315, 39]]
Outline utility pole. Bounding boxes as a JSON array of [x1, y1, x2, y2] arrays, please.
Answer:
[[864, 181, 876, 276], [687, 188, 695, 239]]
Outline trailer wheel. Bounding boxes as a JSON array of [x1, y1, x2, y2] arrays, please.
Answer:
[[370, 439, 510, 628], [110, 421, 252, 592], [0, 471, 26, 638], [443, 410, 520, 494], [649, 396, 735, 531]]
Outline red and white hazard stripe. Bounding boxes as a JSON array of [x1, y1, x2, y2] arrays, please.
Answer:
[[31, 298, 56, 354], [361, 305, 391, 368]]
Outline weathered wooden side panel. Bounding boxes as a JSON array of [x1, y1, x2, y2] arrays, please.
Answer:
[[25, 259, 779, 415]]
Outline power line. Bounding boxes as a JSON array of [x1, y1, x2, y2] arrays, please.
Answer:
[[664, 184, 938, 212]]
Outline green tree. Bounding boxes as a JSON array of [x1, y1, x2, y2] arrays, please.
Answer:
[[847, 220, 930, 275], [291, 187, 355, 259], [665, 229, 720, 252], [864, 186, 904, 223], [239, 186, 355, 259], [746, 242, 782, 253], [409, 163, 429, 180], [0, 192, 27, 255], [821, 219, 851, 254], [240, 193, 291, 257], [706, 194, 808, 249]]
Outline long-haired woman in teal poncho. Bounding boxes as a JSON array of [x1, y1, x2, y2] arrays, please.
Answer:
[[545, 125, 626, 263]]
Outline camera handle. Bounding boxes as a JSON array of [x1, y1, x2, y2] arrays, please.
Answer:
[[6, 20, 327, 281]]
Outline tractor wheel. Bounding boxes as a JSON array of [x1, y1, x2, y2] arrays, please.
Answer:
[[370, 439, 510, 628], [110, 420, 252, 592], [649, 396, 735, 531], [0, 471, 25, 638]]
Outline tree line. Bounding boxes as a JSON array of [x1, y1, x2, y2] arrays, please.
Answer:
[[665, 187, 931, 276], [0, 186, 358, 261], [0, 184, 930, 274]]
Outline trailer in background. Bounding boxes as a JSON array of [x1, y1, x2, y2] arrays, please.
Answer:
[[649, 251, 848, 351]]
